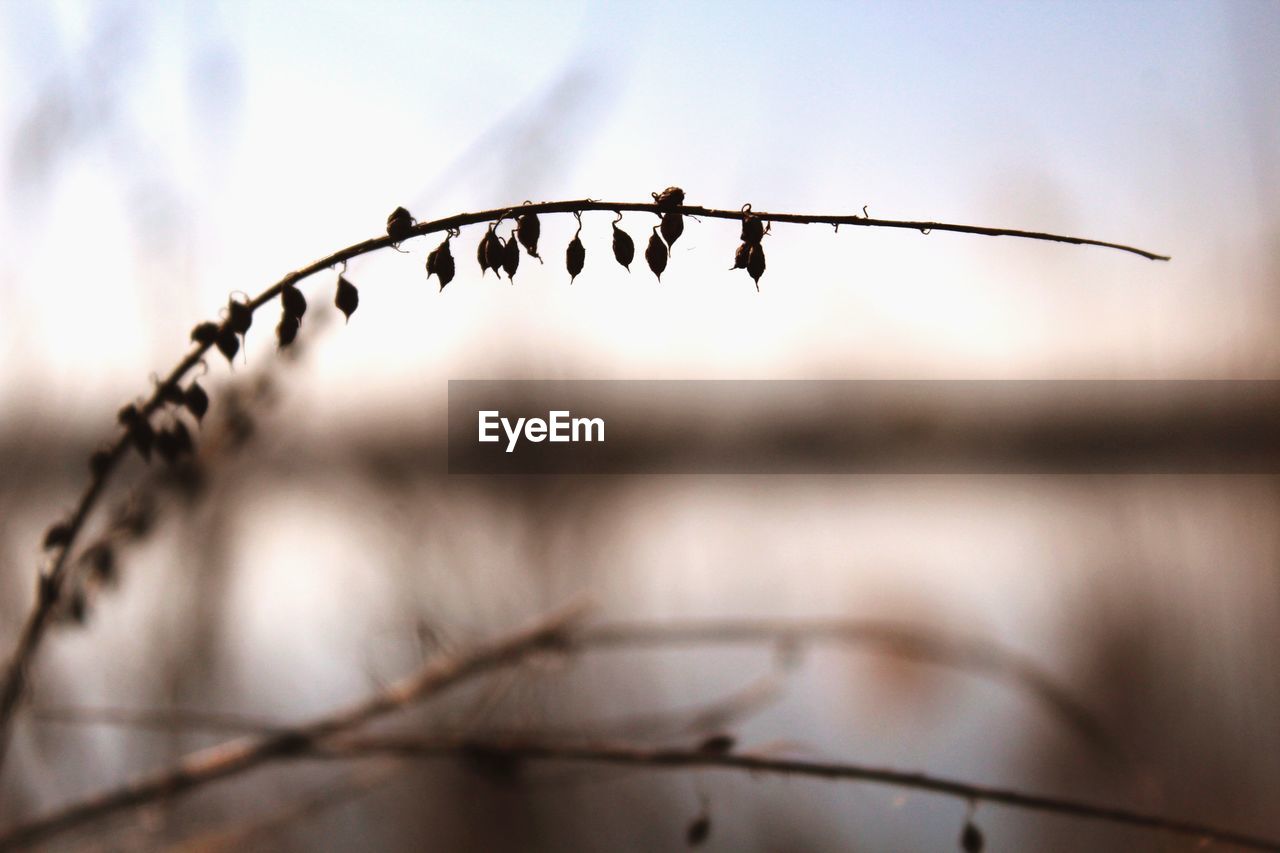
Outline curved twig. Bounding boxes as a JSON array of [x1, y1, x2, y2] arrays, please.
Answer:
[[320, 736, 1280, 851], [0, 599, 586, 850], [0, 197, 1170, 766]]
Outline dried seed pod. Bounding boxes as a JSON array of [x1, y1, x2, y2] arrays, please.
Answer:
[[281, 284, 307, 321], [85, 543, 116, 584], [68, 588, 87, 624], [740, 214, 765, 245], [43, 522, 72, 550], [277, 313, 299, 348], [171, 420, 194, 458], [731, 242, 750, 269], [746, 243, 766, 290], [215, 325, 240, 364], [566, 233, 585, 283], [88, 449, 112, 478], [158, 382, 185, 407], [652, 186, 685, 210], [660, 211, 683, 251], [184, 381, 209, 423], [685, 814, 710, 847], [516, 212, 541, 258], [429, 237, 456, 290], [335, 274, 359, 321], [227, 297, 253, 335], [697, 734, 736, 755], [645, 229, 667, 280], [484, 227, 505, 273], [190, 321, 219, 346], [386, 206, 414, 242], [960, 820, 984, 853], [154, 428, 178, 465], [502, 230, 521, 281], [130, 418, 155, 461], [611, 220, 635, 270], [476, 231, 492, 274]]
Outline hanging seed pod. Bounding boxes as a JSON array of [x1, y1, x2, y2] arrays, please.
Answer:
[[645, 229, 668, 280], [85, 543, 116, 584], [190, 321, 219, 346], [430, 237, 456, 290], [215, 325, 240, 364], [171, 420, 194, 458], [660, 211, 683, 251], [731, 242, 750, 269], [476, 231, 493, 275], [88, 449, 112, 478], [516, 212, 541, 258], [566, 232, 585, 283], [277, 313, 299, 348], [281, 284, 307, 322], [68, 588, 87, 624], [502, 229, 521, 281], [386, 206, 414, 242], [484, 227, 505, 273], [227, 297, 253, 335], [741, 214, 765, 245], [130, 418, 155, 461], [612, 219, 635, 270], [746, 243, 766, 290], [960, 820, 984, 853], [184, 381, 209, 423], [154, 428, 178, 465], [652, 186, 685, 210], [158, 382, 185, 407], [43, 522, 72, 550], [685, 814, 710, 847], [335, 274, 359, 321], [697, 734, 736, 755]]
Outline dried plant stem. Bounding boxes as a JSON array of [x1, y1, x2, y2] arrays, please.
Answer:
[[0, 197, 1169, 765], [0, 600, 585, 850], [575, 618, 1117, 758], [324, 736, 1279, 851]]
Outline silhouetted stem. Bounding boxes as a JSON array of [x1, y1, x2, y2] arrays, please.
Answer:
[[321, 736, 1279, 851], [0, 197, 1170, 767], [0, 600, 586, 849]]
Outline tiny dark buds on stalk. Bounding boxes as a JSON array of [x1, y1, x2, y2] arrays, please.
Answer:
[[652, 186, 685, 210], [335, 274, 359, 321], [428, 237, 456, 289], [960, 820, 984, 853], [277, 313, 299, 348], [697, 734, 736, 755], [741, 213, 765, 245], [645, 228, 668, 280], [386, 206, 414, 242], [747, 243, 766, 290], [660, 211, 683, 251], [612, 216, 635, 271], [566, 215, 586, 283], [184, 381, 209, 422], [158, 382, 185, 407], [118, 404, 155, 460], [227, 297, 253, 336], [89, 449, 112, 478], [281, 284, 307, 322], [686, 813, 711, 847], [484, 227, 505, 274], [191, 322, 219, 346], [516, 211, 541, 259], [43, 522, 72, 550], [215, 325, 240, 364], [502, 229, 521, 281]]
